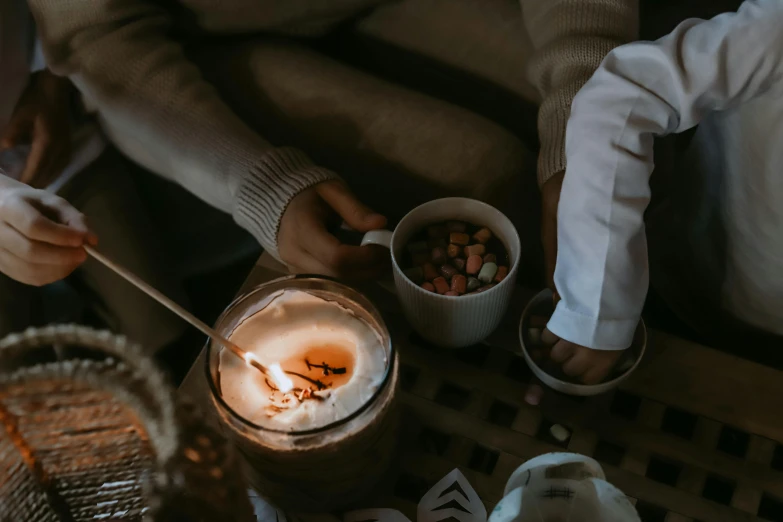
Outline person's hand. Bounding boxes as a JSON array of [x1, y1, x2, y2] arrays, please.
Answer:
[[0, 70, 73, 189], [523, 295, 625, 404], [540, 328, 624, 385], [0, 177, 96, 286], [524, 333, 624, 405], [541, 170, 565, 293], [278, 180, 388, 279]]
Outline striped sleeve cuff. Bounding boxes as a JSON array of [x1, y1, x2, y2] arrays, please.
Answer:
[[234, 147, 339, 259]]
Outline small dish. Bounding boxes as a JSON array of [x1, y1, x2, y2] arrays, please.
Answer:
[[518, 289, 647, 396]]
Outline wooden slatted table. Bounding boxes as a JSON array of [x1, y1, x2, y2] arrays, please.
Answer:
[[179, 254, 783, 522]]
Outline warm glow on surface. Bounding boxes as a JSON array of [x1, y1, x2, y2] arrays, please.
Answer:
[[269, 363, 294, 393]]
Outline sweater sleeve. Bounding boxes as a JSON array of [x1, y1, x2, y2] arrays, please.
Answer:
[[27, 0, 337, 258], [547, 0, 783, 350], [521, 0, 639, 187]]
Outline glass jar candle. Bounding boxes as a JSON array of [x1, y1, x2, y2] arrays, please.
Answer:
[[206, 276, 399, 512]]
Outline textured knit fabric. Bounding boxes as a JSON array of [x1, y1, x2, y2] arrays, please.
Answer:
[[521, 0, 639, 187], [26, 0, 381, 258], [27, 0, 638, 255]]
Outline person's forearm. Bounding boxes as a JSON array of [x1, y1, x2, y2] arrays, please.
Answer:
[[27, 0, 337, 257], [547, 0, 783, 349], [521, 0, 638, 187]]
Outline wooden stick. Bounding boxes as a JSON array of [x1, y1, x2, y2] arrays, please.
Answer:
[[83, 245, 269, 376]]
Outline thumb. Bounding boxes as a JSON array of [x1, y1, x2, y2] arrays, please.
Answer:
[[316, 181, 386, 232]]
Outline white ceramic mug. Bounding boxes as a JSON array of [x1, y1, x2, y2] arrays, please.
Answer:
[[362, 198, 521, 348]]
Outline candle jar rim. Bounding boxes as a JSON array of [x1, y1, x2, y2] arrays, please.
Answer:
[[205, 274, 395, 436]]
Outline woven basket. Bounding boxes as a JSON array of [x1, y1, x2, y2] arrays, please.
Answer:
[[0, 325, 256, 522]]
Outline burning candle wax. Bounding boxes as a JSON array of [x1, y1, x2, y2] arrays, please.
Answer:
[[218, 290, 387, 431]]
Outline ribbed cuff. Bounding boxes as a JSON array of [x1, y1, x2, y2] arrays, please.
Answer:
[[546, 301, 637, 351], [234, 147, 338, 259], [536, 101, 569, 188]]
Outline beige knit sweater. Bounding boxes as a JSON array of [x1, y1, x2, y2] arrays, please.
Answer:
[[27, 0, 637, 255]]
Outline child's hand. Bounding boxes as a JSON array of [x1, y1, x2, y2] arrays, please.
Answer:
[[541, 328, 624, 385]]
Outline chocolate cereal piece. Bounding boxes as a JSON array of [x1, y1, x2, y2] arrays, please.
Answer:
[[466, 255, 483, 275], [473, 227, 492, 244], [402, 219, 510, 297], [431, 247, 447, 265], [451, 274, 467, 294], [432, 277, 450, 294], [422, 263, 439, 281], [449, 232, 470, 246], [440, 264, 458, 280], [446, 221, 467, 233], [464, 244, 486, 257]]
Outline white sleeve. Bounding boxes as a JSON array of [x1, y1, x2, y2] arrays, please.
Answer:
[[546, 0, 783, 350]]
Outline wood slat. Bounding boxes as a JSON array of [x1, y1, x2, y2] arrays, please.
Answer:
[[620, 447, 649, 476], [732, 484, 762, 514], [398, 332, 783, 499], [748, 436, 777, 465], [622, 329, 783, 442], [677, 467, 707, 496], [404, 394, 762, 522], [666, 514, 693, 522]]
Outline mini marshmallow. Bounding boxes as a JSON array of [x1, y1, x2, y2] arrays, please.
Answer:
[[550, 424, 571, 443]]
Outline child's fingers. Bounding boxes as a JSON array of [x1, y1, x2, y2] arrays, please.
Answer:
[[561, 350, 590, 377], [529, 345, 551, 362], [549, 340, 575, 364], [582, 365, 610, 386], [541, 327, 559, 346]]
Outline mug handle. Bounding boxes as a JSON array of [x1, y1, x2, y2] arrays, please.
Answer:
[[361, 229, 397, 295], [361, 229, 393, 249]]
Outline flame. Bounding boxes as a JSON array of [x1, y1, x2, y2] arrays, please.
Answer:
[[244, 352, 294, 393], [269, 363, 294, 393]]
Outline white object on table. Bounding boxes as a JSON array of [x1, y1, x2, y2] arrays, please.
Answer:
[[549, 424, 571, 443]]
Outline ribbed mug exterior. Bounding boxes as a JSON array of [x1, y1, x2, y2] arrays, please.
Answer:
[[365, 198, 521, 348]]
